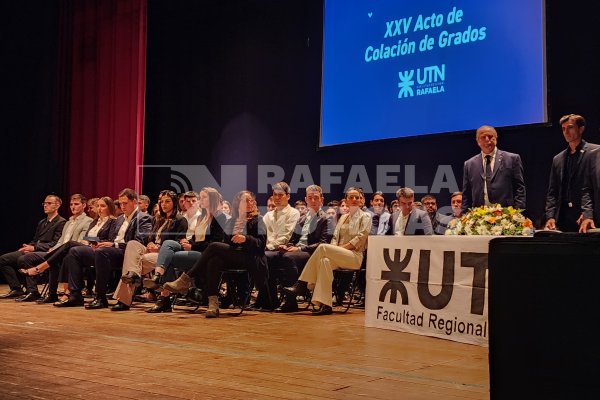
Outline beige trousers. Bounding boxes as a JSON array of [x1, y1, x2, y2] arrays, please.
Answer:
[[113, 240, 158, 305], [298, 244, 362, 307]]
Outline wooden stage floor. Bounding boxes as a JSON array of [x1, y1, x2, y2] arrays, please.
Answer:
[[0, 284, 489, 400]]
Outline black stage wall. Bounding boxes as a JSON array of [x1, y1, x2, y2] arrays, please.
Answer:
[[1, 0, 600, 256], [142, 0, 600, 225]]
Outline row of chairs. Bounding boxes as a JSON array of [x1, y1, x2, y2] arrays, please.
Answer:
[[169, 267, 366, 316]]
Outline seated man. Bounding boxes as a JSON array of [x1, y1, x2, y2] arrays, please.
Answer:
[[0, 195, 66, 299], [267, 185, 332, 312], [257, 181, 300, 309], [18, 194, 93, 302], [450, 191, 463, 218], [55, 188, 152, 308], [387, 188, 433, 235], [421, 194, 451, 235]]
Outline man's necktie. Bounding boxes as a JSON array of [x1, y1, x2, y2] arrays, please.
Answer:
[[485, 155, 492, 186]]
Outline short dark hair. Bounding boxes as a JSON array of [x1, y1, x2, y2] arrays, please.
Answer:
[[46, 194, 62, 206], [118, 188, 138, 200], [421, 194, 436, 203], [272, 181, 291, 195], [70, 194, 87, 204], [559, 114, 585, 128]]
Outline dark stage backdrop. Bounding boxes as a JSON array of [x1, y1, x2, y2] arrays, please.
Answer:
[[142, 0, 600, 226], [2, 0, 600, 260]]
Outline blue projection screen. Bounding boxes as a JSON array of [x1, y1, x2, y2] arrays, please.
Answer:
[[320, 0, 547, 147]]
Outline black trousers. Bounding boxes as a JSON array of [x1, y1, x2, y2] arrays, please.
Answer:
[[0, 251, 26, 290], [23, 242, 86, 294], [187, 242, 247, 297], [259, 250, 310, 307]]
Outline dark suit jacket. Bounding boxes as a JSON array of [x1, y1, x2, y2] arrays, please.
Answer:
[[28, 215, 67, 252], [110, 210, 153, 249], [386, 208, 433, 235], [288, 212, 332, 254], [462, 148, 526, 212], [148, 214, 188, 244], [581, 147, 600, 224], [191, 212, 227, 252], [86, 218, 118, 242], [545, 140, 600, 224]]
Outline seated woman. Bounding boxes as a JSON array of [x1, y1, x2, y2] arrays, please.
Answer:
[[20, 197, 118, 304], [282, 187, 371, 315], [110, 190, 187, 312], [163, 190, 267, 318], [143, 187, 227, 312]]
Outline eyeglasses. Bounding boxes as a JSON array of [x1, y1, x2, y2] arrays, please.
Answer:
[[42, 202, 56, 206], [346, 195, 361, 200]]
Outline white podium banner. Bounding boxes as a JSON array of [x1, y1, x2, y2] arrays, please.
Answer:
[[365, 236, 490, 346]]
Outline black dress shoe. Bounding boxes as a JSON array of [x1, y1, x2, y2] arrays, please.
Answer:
[[53, 294, 84, 307], [36, 293, 59, 304], [143, 273, 162, 290], [277, 297, 299, 312], [15, 292, 41, 302], [0, 289, 25, 299], [145, 296, 172, 313], [120, 271, 141, 286], [311, 304, 333, 315], [283, 281, 309, 298], [110, 301, 130, 311], [85, 297, 109, 309]]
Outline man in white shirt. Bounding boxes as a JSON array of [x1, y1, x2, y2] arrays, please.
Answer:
[[181, 191, 200, 241], [386, 188, 433, 235], [255, 182, 300, 309]]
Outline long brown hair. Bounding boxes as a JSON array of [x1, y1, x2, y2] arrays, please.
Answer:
[[231, 190, 258, 221], [199, 187, 222, 224]]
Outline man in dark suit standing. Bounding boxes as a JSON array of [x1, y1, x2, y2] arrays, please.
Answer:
[[461, 125, 526, 213], [386, 188, 433, 236], [0, 195, 66, 298], [56, 188, 152, 309], [545, 114, 599, 232]]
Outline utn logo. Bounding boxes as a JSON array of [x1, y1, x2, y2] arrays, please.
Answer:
[[398, 64, 445, 99]]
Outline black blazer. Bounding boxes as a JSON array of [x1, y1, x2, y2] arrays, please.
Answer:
[[28, 215, 67, 252], [149, 214, 188, 244], [545, 140, 600, 223], [110, 210, 153, 249], [86, 217, 118, 242], [191, 212, 227, 252], [224, 215, 267, 284], [288, 212, 332, 254]]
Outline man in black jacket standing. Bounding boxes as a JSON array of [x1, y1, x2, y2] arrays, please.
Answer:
[[545, 114, 599, 232]]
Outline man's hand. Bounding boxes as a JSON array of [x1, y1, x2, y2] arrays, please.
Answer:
[[544, 218, 556, 230], [579, 218, 596, 233], [18, 244, 35, 253]]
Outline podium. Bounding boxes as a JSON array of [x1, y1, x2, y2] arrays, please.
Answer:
[[488, 235, 600, 398]]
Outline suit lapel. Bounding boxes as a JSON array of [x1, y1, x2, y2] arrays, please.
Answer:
[[490, 150, 503, 181], [477, 154, 486, 181]]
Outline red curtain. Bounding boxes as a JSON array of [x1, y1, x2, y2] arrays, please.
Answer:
[[63, 0, 146, 199]]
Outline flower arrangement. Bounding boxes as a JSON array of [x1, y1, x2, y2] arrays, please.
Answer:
[[445, 204, 534, 236]]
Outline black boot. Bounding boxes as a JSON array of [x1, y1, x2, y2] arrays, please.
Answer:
[[283, 280, 309, 298], [143, 272, 162, 290], [146, 296, 172, 313]]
